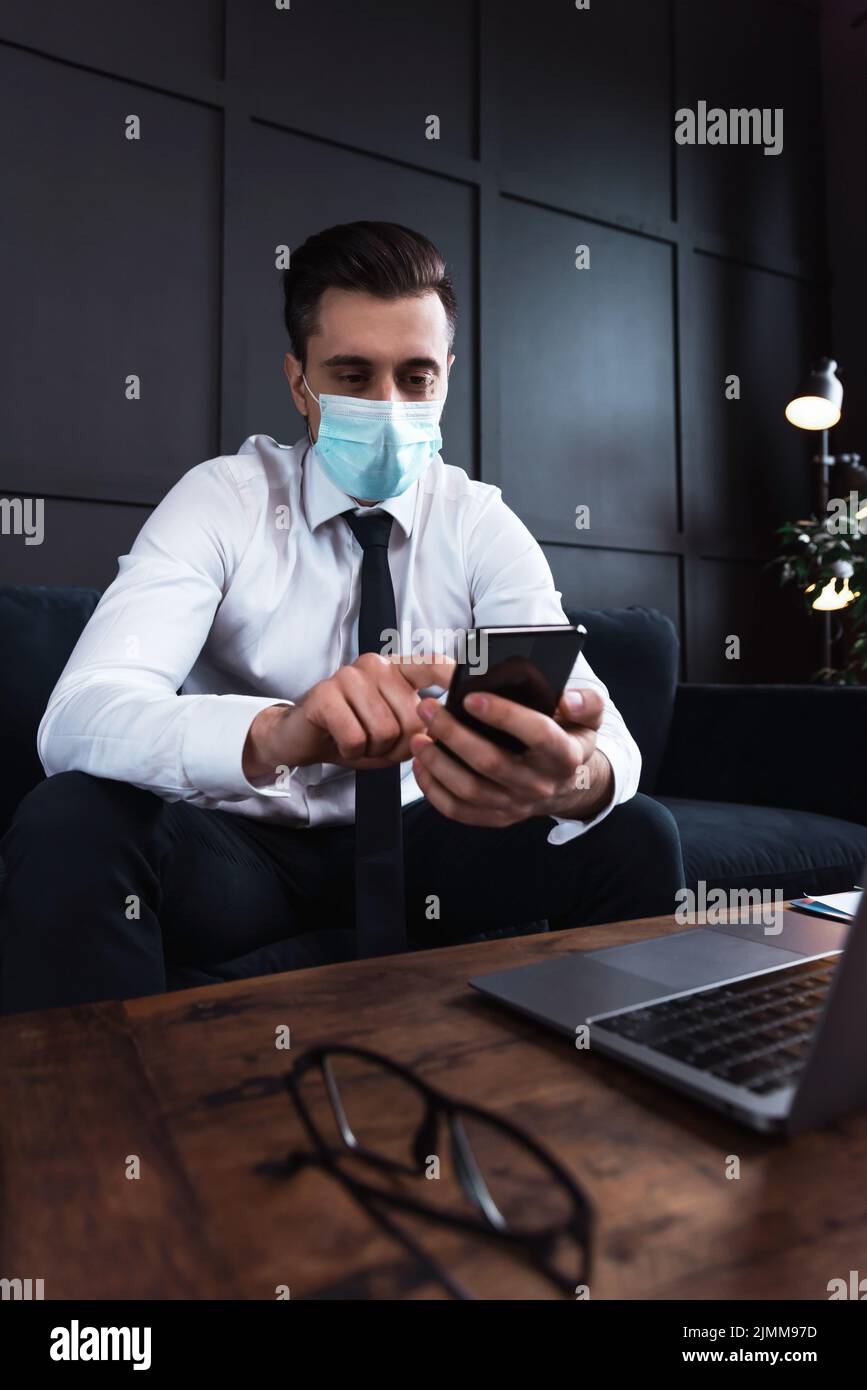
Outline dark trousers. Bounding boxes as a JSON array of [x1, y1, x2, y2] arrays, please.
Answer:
[[0, 771, 685, 1014]]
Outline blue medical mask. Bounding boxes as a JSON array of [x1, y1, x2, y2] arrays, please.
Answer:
[[302, 375, 446, 500]]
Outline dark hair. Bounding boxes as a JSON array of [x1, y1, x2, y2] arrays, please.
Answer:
[[282, 221, 458, 367]]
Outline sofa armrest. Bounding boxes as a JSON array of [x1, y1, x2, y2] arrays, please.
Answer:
[[656, 684, 867, 826]]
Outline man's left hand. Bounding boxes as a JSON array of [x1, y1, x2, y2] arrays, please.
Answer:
[[409, 687, 613, 828]]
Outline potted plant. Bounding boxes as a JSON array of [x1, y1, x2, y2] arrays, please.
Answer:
[[771, 496, 866, 685]]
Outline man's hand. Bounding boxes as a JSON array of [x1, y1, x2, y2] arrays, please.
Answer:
[[409, 686, 613, 828], [242, 654, 456, 779]]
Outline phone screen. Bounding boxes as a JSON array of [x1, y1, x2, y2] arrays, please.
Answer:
[[441, 625, 587, 756]]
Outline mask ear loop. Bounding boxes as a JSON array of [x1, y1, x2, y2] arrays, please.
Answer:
[[301, 372, 318, 446]]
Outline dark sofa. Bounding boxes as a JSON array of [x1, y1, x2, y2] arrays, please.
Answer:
[[1, 584, 865, 984], [566, 606, 867, 902]]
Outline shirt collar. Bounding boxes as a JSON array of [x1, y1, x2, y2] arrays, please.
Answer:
[[299, 437, 418, 539]]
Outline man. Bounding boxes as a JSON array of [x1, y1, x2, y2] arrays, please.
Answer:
[[0, 220, 683, 1014]]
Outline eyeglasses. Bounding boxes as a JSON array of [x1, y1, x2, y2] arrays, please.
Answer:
[[255, 1043, 594, 1300]]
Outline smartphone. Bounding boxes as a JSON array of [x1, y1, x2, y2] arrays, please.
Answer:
[[440, 623, 587, 758]]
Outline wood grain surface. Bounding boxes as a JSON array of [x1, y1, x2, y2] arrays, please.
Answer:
[[1, 914, 863, 1300]]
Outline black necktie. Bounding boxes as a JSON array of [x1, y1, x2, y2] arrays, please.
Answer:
[[342, 510, 407, 959]]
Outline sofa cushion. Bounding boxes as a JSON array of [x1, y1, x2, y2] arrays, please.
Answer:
[[565, 606, 679, 793], [658, 797, 867, 900], [0, 585, 101, 835]]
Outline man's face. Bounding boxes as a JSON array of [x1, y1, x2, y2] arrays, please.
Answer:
[[284, 287, 455, 443]]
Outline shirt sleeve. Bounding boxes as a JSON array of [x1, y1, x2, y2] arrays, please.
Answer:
[[37, 458, 294, 804], [464, 485, 642, 843]]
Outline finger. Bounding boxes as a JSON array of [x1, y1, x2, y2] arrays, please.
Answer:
[[457, 690, 582, 756], [384, 654, 458, 692], [409, 731, 517, 812], [553, 686, 605, 731], [350, 653, 428, 756], [375, 665, 430, 742], [313, 685, 377, 762], [412, 756, 517, 828], [422, 698, 572, 788], [337, 666, 403, 757], [418, 701, 536, 789]]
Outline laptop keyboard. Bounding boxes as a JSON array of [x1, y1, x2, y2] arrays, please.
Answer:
[[594, 956, 838, 1095]]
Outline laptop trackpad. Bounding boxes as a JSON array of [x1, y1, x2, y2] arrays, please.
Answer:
[[470, 930, 809, 1038], [590, 928, 803, 994]]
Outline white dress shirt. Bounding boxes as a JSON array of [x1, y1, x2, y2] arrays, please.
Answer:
[[38, 435, 641, 843]]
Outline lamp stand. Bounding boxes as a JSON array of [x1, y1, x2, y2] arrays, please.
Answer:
[[815, 428, 834, 674], [816, 428, 834, 512]]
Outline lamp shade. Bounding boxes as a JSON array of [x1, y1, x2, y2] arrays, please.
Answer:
[[785, 357, 843, 430]]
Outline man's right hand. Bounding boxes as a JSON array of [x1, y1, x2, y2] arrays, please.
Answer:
[[242, 653, 457, 780]]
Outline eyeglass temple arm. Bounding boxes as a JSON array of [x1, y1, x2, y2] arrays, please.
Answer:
[[357, 1188, 475, 1302]]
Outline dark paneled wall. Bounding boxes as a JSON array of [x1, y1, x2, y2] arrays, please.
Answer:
[[822, 0, 867, 462], [0, 0, 834, 681]]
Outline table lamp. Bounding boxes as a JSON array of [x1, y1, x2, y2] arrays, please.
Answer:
[[785, 357, 862, 668], [785, 357, 844, 512]]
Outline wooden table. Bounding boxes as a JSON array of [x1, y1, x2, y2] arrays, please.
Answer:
[[2, 913, 865, 1300]]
